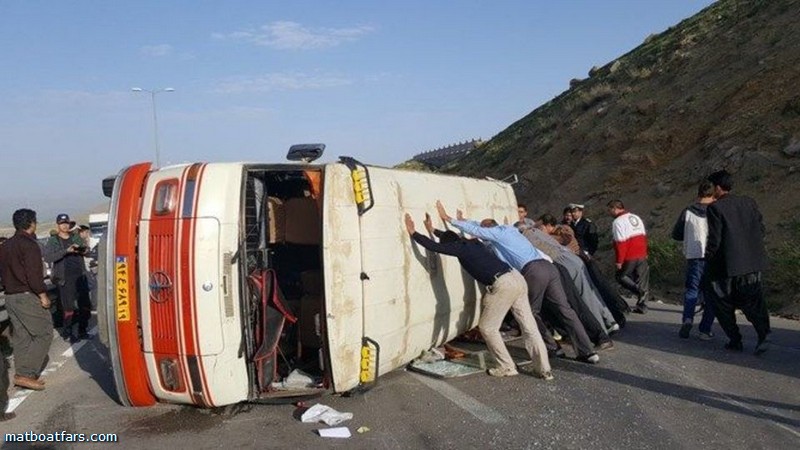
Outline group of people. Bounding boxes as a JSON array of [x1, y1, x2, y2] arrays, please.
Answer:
[[404, 169, 771, 380], [0, 210, 96, 422]]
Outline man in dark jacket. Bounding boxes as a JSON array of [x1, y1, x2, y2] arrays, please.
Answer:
[[404, 213, 552, 379], [44, 213, 91, 341], [704, 170, 770, 353], [569, 204, 599, 256], [0, 209, 52, 392]]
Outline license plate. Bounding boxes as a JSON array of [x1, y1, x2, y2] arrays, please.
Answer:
[[115, 256, 131, 322]]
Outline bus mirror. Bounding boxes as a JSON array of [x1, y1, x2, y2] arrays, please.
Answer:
[[287, 144, 325, 163], [102, 175, 116, 198]]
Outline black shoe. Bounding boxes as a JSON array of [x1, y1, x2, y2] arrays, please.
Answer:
[[679, 323, 692, 339], [576, 353, 600, 364], [632, 304, 648, 314], [724, 340, 743, 352], [548, 348, 567, 359], [754, 338, 770, 355]]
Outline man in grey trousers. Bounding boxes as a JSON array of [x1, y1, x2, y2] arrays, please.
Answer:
[[0, 209, 53, 392]]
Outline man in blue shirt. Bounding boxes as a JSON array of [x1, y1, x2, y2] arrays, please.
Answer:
[[436, 201, 599, 363], [405, 213, 552, 379]]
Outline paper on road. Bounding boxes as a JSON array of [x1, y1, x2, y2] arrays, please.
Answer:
[[317, 427, 351, 438]]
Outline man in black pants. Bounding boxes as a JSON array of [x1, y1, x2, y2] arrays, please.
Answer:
[[704, 170, 770, 353], [438, 201, 599, 364], [569, 204, 599, 257], [45, 213, 91, 341]]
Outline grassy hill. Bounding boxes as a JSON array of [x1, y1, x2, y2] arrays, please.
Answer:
[[404, 0, 800, 314]]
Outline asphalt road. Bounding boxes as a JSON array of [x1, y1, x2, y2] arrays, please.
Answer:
[[2, 303, 799, 449]]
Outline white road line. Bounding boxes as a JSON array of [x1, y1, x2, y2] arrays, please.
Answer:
[[5, 326, 98, 414], [410, 373, 506, 424]]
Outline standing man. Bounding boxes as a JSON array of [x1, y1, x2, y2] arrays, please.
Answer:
[[404, 213, 552, 379], [672, 181, 716, 340], [704, 170, 770, 353], [569, 204, 599, 256], [607, 200, 650, 314], [437, 201, 600, 364], [0, 209, 52, 391], [45, 213, 91, 341]]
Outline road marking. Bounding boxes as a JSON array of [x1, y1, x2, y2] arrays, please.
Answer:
[[410, 373, 506, 424], [5, 326, 98, 414]]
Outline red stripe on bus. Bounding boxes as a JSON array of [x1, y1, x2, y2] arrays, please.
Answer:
[[114, 162, 157, 407], [190, 163, 215, 406]]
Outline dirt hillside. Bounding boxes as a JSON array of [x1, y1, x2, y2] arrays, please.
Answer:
[[403, 0, 800, 313]]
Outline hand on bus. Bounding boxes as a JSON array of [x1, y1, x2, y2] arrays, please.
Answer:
[[404, 213, 416, 235], [435, 200, 449, 222], [423, 213, 434, 235]]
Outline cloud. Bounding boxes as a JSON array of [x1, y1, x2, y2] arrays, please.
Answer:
[[140, 44, 174, 57], [213, 21, 374, 50], [212, 72, 352, 94]]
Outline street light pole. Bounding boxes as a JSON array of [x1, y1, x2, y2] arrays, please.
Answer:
[[131, 87, 175, 168]]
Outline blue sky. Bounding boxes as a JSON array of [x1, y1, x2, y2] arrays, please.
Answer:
[[0, 0, 715, 223]]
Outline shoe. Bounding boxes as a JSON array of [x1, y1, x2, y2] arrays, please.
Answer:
[[632, 304, 648, 314], [754, 339, 770, 355], [548, 348, 567, 359], [607, 323, 620, 334], [679, 323, 692, 339], [596, 341, 614, 351], [552, 330, 563, 341], [77, 331, 91, 341], [13, 375, 45, 391], [724, 340, 743, 352], [488, 367, 519, 377], [698, 331, 714, 341], [539, 371, 554, 381], [577, 353, 600, 364], [0, 412, 16, 422]]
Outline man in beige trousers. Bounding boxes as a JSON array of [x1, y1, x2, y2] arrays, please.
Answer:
[[405, 213, 552, 379]]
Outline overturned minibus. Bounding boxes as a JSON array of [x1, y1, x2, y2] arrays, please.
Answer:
[[101, 146, 518, 407]]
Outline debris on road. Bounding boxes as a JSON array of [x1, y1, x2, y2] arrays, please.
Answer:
[[300, 403, 353, 426], [317, 427, 351, 438]]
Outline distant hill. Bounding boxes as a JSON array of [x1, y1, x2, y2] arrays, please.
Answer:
[[401, 0, 800, 313], [0, 202, 108, 238]]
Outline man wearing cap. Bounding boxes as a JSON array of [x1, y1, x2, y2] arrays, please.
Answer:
[[44, 213, 91, 340], [0, 209, 52, 393], [569, 204, 599, 257]]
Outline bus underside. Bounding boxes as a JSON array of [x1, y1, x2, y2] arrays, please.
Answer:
[[241, 167, 329, 400]]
